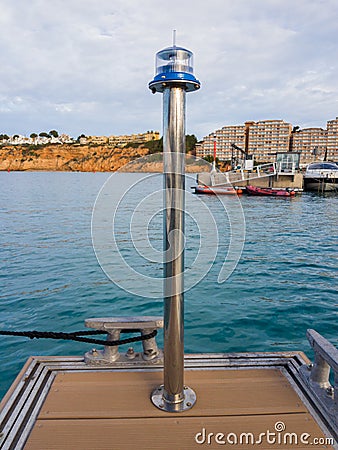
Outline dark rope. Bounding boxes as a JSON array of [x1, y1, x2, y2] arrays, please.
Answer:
[[0, 329, 157, 346]]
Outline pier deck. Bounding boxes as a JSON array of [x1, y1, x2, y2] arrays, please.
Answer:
[[1, 352, 336, 449]]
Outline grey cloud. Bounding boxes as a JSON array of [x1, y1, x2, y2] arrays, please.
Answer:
[[0, 0, 337, 138]]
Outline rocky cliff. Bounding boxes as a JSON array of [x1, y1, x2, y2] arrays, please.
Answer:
[[0, 143, 151, 172], [0, 144, 208, 172]]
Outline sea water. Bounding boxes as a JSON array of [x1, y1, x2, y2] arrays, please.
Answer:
[[0, 171, 337, 400]]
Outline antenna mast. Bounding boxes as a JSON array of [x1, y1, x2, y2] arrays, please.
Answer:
[[173, 29, 176, 47]]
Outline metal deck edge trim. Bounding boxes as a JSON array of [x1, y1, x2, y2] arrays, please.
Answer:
[[280, 366, 337, 442]]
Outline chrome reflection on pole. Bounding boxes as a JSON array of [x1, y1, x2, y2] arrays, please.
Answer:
[[163, 86, 185, 407], [149, 41, 200, 412]]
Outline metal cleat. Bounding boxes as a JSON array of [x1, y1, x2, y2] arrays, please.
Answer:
[[84, 316, 163, 365]]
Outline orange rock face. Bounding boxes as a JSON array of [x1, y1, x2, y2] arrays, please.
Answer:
[[0, 144, 208, 173], [0, 144, 150, 172]]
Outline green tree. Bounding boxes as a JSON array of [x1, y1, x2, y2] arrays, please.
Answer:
[[185, 134, 197, 153], [143, 137, 163, 154], [49, 130, 59, 138], [143, 134, 197, 154], [30, 133, 38, 139], [39, 132, 50, 138]]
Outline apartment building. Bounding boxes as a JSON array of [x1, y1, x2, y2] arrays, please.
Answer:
[[326, 117, 338, 161], [246, 120, 292, 161], [87, 136, 109, 145], [108, 131, 160, 146], [195, 125, 246, 161], [291, 128, 327, 163], [197, 118, 338, 165], [83, 132, 160, 146], [197, 120, 292, 163]]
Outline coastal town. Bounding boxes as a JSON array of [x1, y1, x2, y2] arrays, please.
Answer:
[[0, 117, 337, 172], [0, 130, 160, 148], [0, 131, 161, 172], [196, 116, 338, 165]]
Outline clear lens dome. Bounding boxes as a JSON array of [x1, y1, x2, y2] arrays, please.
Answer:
[[155, 46, 194, 75]]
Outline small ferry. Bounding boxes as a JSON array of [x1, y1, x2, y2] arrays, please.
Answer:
[[304, 162, 338, 192]]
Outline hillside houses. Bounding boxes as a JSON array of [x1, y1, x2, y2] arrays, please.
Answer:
[[0, 133, 74, 146], [0, 131, 160, 147]]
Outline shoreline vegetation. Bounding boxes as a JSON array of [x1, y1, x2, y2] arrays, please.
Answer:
[[0, 139, 208, 173]]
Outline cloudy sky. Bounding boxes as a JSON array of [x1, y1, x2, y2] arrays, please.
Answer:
[[0, 0, 337, 140]]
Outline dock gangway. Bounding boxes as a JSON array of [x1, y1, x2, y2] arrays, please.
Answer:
[[198, 162, 277, 187]]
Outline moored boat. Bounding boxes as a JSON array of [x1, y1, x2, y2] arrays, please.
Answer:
[[193, 185, 242, 195], [246, 185, 295, 196], [304, 162, 338, 192]]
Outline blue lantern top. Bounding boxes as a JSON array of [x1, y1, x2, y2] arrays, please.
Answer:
[[149, 45, 200, 93]]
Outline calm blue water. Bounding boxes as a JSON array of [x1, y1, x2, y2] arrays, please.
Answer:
[[0, 172, 337, 400]]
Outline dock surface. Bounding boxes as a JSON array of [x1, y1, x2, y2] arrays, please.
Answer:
[[1, 352, 336, 449], [26, 368, 332, 449]]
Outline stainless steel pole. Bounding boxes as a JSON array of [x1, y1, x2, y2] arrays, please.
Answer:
[[163, 86, 185, 405], [149, 42, 199, 413]]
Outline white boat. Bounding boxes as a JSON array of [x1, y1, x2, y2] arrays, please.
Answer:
[[304, 162, 338, 192]]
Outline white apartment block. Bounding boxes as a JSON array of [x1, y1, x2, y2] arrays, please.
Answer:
[[247, 120, 292, 161], [197, 118, 338, 165], [291, 128, 327, 163], [196, 125, 246, 161], [326, 117, 338, 161], [196, 120, 292, 162], [196, 117, 338, 164]]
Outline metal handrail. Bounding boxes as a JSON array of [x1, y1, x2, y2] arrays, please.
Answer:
[[300, 329, 337, 429]]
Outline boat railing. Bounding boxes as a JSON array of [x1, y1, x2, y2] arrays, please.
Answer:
[[300, 329, 338, 429], [305, 169, 338, 178]]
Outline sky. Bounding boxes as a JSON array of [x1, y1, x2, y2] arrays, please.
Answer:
[[0, 0, 337, 140]]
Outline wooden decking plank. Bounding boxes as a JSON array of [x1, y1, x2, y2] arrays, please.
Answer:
[[38, 369, 307, 420], [25, 413, 334, 450]]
